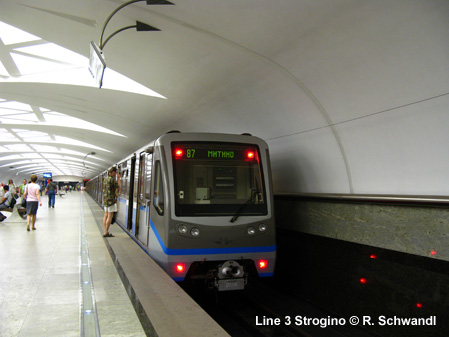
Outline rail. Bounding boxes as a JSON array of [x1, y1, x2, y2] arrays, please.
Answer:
[[275, 193, 449, 205]]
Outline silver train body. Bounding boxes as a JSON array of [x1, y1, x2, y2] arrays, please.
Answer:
[[86, 132, 276, 291]]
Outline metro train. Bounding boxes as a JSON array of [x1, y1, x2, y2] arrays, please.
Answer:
[[86, 132, 276, 291]]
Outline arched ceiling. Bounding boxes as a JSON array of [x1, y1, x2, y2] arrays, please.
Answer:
[[0, 0, 448, 196]]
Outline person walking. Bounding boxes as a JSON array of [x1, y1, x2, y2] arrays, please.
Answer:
[[22, 175, 42, 231], [46, 178, 57, 208], [102, 167, 121, 237]]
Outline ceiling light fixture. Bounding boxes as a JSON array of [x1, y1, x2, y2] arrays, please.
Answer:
[[83, 151, 96, 168]]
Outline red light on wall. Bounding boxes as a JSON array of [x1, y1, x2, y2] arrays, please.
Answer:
[[246, 151, 255, 160], [370, 254, 377, 259], [176, 263, 185, 273], [174, 149, 183, 158], [360, 278, 367, 284], [430, 250, 437, 256], [416, 303, 422, 308], [259, 260, 268, 269]]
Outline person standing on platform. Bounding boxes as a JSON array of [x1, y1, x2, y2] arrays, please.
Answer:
[[22, 175, 42, 231], [19, 179, 27, 197], [102, 167, 121, 237], [46, 178, 57, 208], [8, 179, 15, 195]]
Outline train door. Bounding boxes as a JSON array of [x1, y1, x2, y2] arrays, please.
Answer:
[[134, 153, 144, 237], [135, 152, 152, 246], [127, 155, 136, 231], [117, 161, 128, 226]]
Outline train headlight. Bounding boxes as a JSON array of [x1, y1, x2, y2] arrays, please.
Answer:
[[191, 227, 200, 237], [258, 223, 267, 232], [177, 225, 187, 234], [247, 226, 255, 235]]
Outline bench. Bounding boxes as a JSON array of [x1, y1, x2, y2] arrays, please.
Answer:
[[2, 204, 27, 222]]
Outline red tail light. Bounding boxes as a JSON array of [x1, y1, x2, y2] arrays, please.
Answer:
[[174, 149, 183, 158], [246, 151, 255, 160], [176, 263, 185, 273], [259, 260, 268, 269], [360, 278, 367, 284]]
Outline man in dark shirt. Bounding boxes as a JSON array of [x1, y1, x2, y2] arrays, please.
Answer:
[[46, 179, 57, 208]]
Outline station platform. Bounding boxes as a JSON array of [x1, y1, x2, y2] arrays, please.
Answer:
[[0, 191, 229, 337]]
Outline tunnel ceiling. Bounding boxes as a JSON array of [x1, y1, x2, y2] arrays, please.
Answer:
[[0, 0, 448, 196]]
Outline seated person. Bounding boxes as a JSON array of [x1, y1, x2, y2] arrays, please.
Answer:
[[0, 185, 13, 210]]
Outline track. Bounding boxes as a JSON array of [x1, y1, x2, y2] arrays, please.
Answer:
[[183, 278, 382, 337]]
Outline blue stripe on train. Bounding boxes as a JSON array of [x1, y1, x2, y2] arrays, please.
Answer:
[[150, 219, 276, 256]]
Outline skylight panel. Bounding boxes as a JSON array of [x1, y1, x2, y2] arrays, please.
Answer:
[[16, 166, 49, 173], [0, 109, 31, 117], [54, 136, 110, 152], [0, 112, 40, 123], [0, 160, 33, 168], [4, 144, 33, 151], [0, 100, 122, 136], [0, 101, 33, 111], [13, 43, 86, 66], [60, 157, 102, 167], [43, 111, 125, 137], [29, 145, 57, 152], [40, 154, 64, 160], [11, 53, 74, 76], [29, 145, 94, 158], [0, 22, 41, 45], [13, 129, 53, 142], [0, 154, 24, 162], [0, 131, 20, 142]]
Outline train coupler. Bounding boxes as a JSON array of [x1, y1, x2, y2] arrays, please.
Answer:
[[214, 260, 247, 291]]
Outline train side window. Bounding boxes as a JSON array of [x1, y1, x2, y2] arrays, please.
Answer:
[[121, 168, 129, 196], [145, 153, 153, 200], [153, 161, 164, 215]]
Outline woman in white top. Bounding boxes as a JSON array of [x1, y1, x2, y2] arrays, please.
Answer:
[[22, 175, 42, 231], [8, 179, 15, 194]]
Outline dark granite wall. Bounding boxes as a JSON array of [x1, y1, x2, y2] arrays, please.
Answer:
[[274, 196, 449, 261], [273, 196, 449, 337]]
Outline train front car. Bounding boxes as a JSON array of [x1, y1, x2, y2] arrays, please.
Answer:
[[150, 133, 276, 291]]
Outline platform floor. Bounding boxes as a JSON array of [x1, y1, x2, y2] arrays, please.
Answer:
[[0, 191, 228, 337], [0, 191, 145, 337]]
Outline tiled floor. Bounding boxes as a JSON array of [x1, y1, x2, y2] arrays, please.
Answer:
[[0, 191, 145, 337]]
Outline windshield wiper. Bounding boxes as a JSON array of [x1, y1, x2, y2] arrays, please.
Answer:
[[230, 190, 259, 223]]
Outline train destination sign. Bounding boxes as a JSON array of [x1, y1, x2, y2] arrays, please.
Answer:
[[173, 143, 257, 161]]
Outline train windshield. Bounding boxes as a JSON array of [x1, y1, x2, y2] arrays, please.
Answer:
[[172, 142, 267, 217]]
